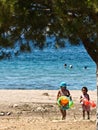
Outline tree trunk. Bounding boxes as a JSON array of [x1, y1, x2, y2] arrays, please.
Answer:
[[97, 63, 98, 130]]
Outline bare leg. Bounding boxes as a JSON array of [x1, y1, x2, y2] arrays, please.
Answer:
[[63, 110, 66, 119], [87, 111, 90, 119], [83, 110, 85, 119], [60, 110, 66, 120]]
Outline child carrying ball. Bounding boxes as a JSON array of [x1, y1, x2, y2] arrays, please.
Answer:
[[57, 82, 72, 120]]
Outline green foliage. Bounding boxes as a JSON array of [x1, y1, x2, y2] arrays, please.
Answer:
[[0, 0, 98, 62]]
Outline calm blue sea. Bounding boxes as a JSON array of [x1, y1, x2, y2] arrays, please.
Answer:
[[0, 43, 96, 90]]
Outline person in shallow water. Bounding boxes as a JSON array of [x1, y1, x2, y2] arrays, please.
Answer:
[[69, 65, 73, 68], [64, 64, 67, 68]]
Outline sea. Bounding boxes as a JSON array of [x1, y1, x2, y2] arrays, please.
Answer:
[[0, 43, 96, 90]]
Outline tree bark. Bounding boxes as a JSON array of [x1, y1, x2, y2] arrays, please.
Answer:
[[82, 38, 97, 63], [96, 62, 98, 129], [82, 39, 98, 129]]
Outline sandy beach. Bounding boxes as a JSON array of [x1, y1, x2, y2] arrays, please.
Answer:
[[0, 90, 96, 130]]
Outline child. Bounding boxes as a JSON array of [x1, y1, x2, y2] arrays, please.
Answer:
[[80, 86, 90, 120], [57, 82, 72, 120]]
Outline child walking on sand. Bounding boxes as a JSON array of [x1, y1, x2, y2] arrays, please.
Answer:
[[80, 86, 90, 120], [57, 82, 72, 120]]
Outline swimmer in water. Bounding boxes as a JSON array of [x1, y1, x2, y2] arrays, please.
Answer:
[[64, 64, 67, 68], [69, 65, 73, 68]]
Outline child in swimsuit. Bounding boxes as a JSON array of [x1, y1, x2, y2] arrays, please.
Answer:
[[57, 82, 72, 120], [80, 86, 90, 119]]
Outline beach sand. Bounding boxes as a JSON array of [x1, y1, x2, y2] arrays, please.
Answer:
[[0, 90, 96, 130]]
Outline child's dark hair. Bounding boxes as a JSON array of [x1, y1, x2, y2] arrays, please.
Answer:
[[82, 86, 88, 92]]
